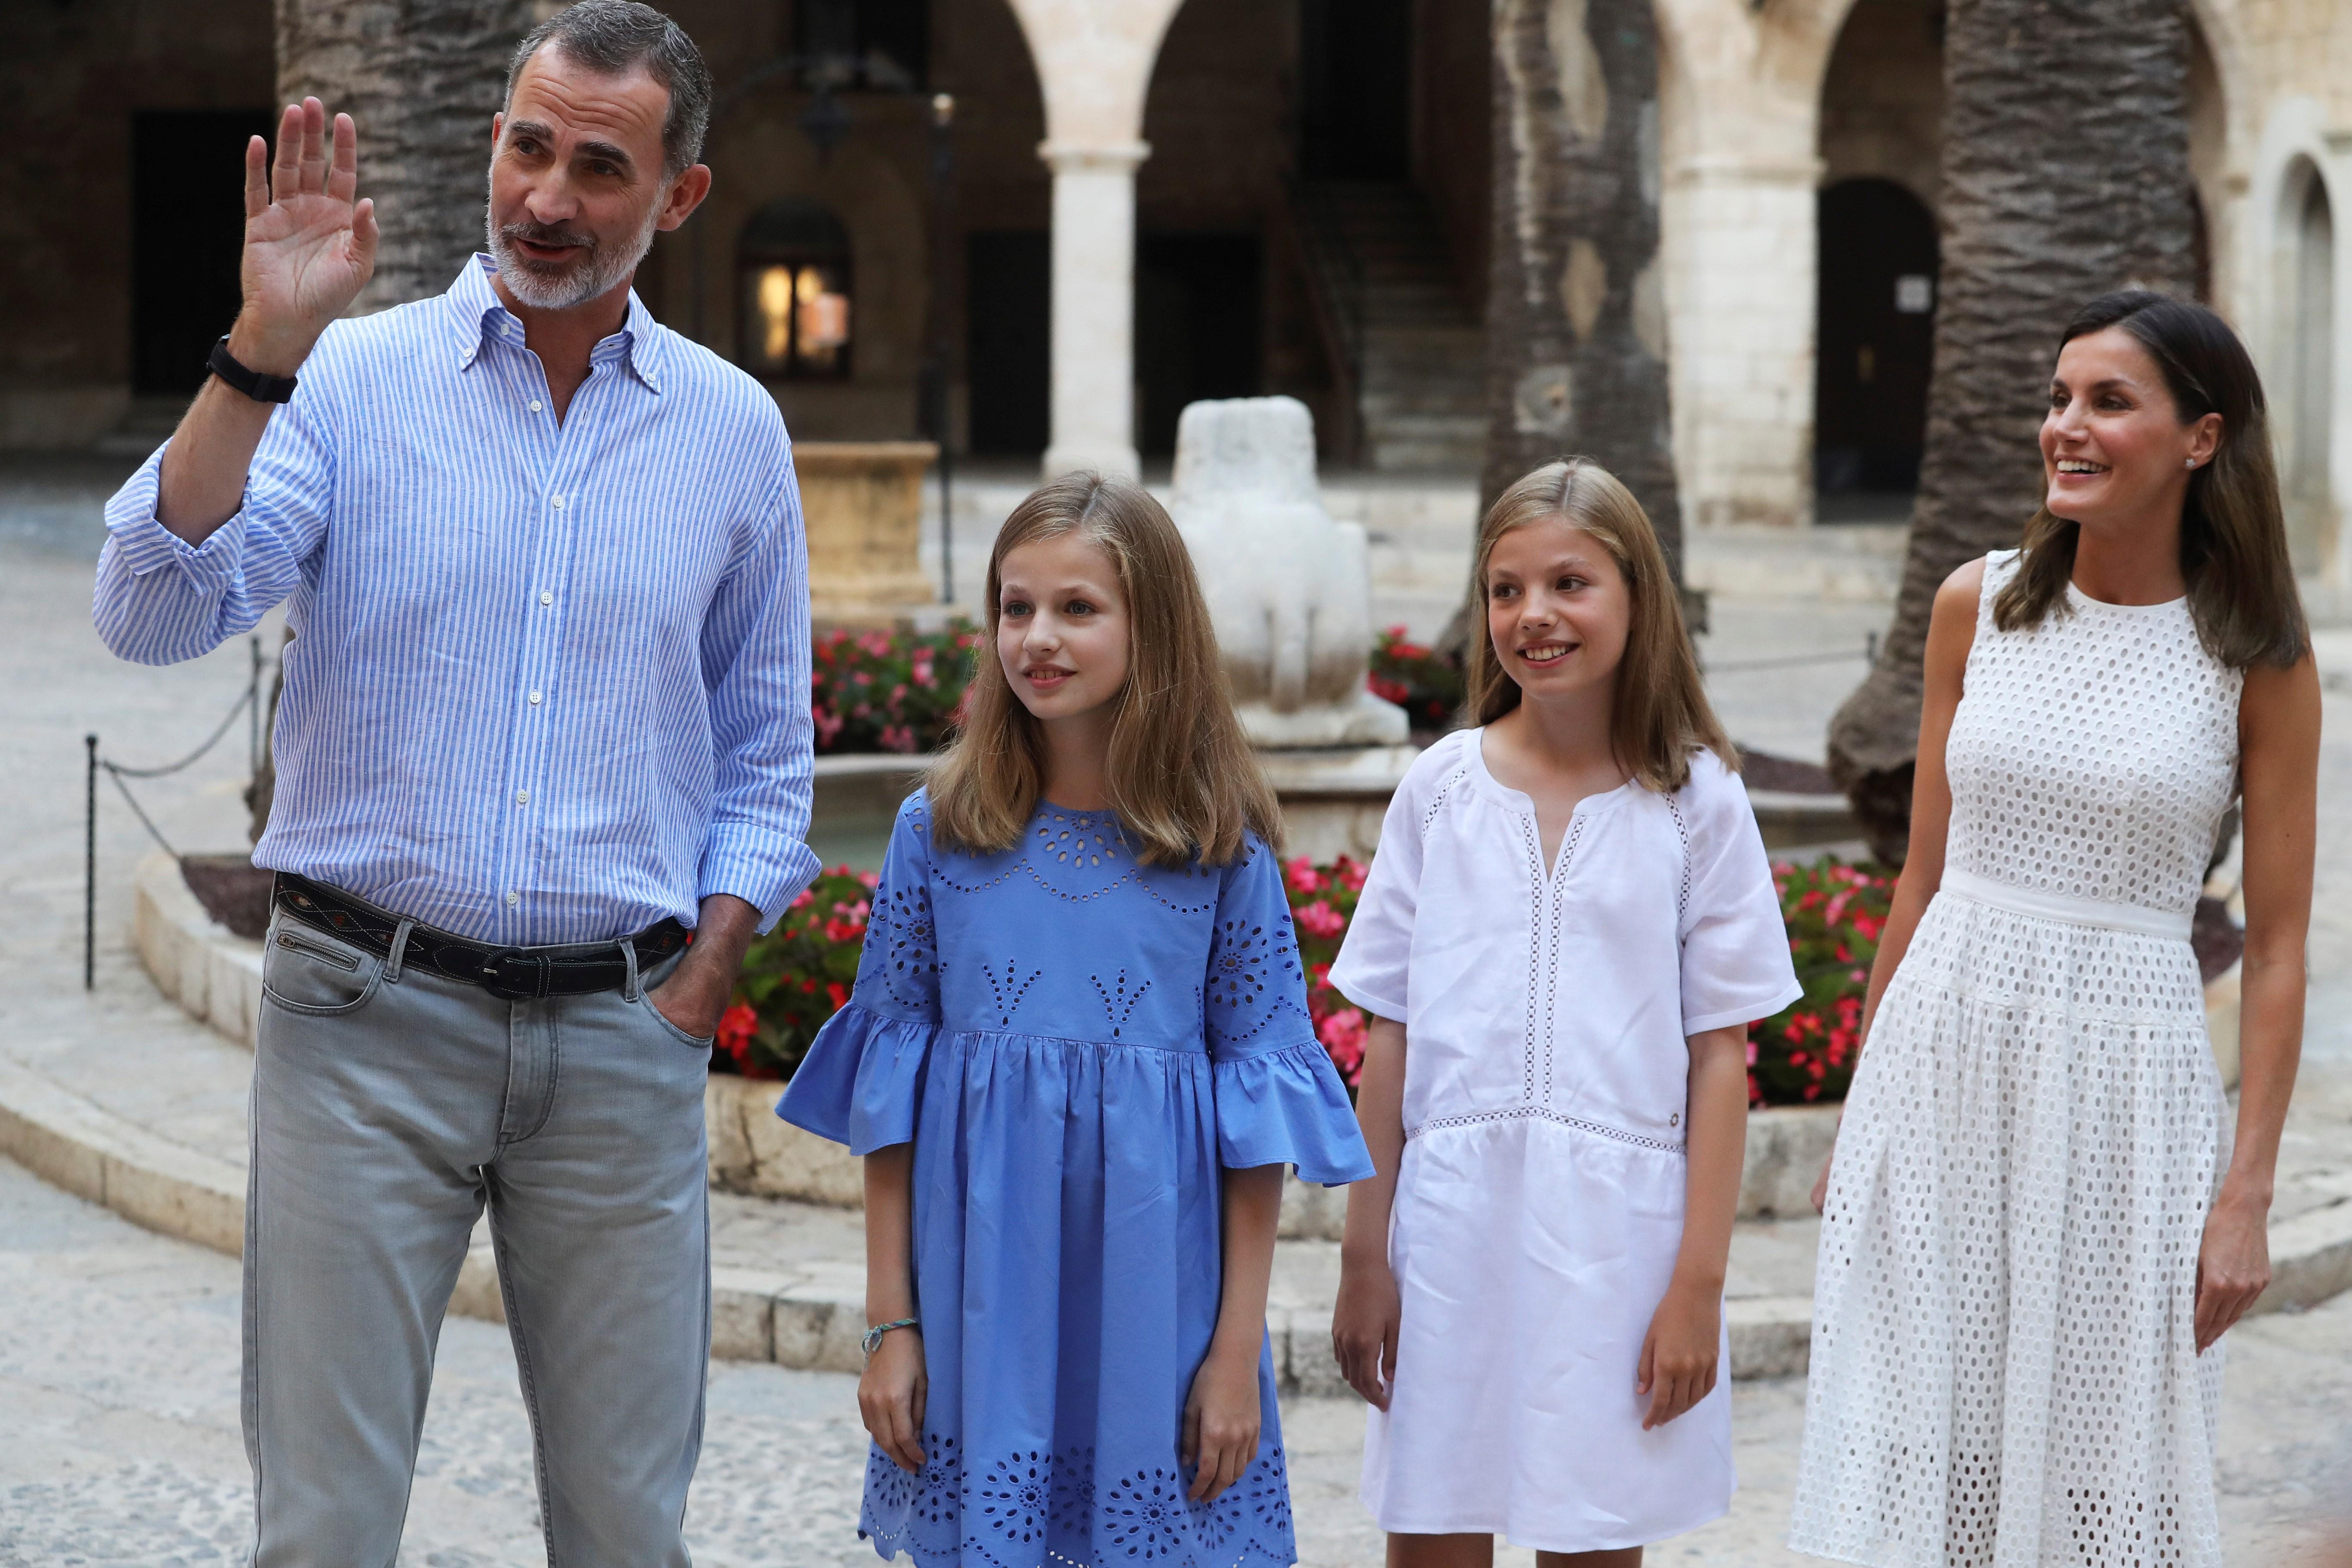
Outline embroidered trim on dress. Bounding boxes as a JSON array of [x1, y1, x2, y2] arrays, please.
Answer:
[[1664, 793, 1693, 933], [1514, 812, 1545, 1103], [1419, 759, 1474, 840], [1405, 1103, 1687, 1155]]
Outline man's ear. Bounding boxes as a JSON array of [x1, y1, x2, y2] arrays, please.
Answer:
[[491, 110, 504, 152], [657, 163, 713, 233]]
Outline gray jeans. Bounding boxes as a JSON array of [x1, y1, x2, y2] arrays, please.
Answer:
[[247, 907, 714, 1567]]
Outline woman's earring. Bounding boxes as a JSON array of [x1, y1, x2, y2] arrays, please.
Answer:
[[2185, 458, 2196, 469]]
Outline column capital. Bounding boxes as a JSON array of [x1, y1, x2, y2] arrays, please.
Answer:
[[1037, 139, 1152, 176]]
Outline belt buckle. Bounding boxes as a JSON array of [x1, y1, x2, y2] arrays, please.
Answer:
[[480, 949, 551, 1000]]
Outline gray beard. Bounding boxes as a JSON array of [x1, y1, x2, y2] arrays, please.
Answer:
[[484, 194, 662, 312]]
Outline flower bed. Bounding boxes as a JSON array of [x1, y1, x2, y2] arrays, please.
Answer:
[[714, 866, 878, 1079], [812, 622, 980, 755], [1747, 858, 1894, 1106], [715, 847, 1890, 1108], [1367, 626, 1464, 735]]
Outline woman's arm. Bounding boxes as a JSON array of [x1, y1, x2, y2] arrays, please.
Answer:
[[1184, 1162, 1284, 1502], [2195, 651, 2320, 1351], [1637, 1022, 1749, 1427], [859, 1144, 926, 1473], [1813, 560, 1983, 1210], [1332, 1015, 1407, 1408]]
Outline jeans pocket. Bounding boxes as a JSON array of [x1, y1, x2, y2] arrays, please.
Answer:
[[260, 917, 386, 1017], [637, 991, 716, 1050]]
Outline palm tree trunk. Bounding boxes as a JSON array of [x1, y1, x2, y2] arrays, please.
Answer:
[[276, 0, 539, 314], [1825, 0, 2196, 861], [1482, 0, 1681, 578], [250, 0, 533, 845]]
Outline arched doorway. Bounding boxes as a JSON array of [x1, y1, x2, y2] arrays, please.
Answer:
[[1814, 178, 1939, 499], [1813, 0, 1943, 514], [2282, 160, 2335, 573]]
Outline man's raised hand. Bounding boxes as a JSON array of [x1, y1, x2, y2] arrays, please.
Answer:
[[233, 99, 378, 376]]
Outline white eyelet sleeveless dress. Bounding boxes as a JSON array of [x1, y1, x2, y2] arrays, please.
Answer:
[[1789, 550, 2242, 1568]]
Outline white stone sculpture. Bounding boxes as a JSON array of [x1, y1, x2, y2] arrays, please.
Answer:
[[1169, 396, 1409, 748]]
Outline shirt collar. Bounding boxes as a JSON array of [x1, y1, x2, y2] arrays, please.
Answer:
[[448, 253, 665, 394]]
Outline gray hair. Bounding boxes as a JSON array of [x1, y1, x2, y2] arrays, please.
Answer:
[[505, 0, 713, 178]]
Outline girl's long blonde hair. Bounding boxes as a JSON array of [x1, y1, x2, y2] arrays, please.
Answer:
[[1464, 459, 1736, 793], [928, 473, 1283, 866]]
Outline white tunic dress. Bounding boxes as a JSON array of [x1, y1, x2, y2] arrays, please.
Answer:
[[1790, 551, 2242, 1568], [1332, 729, 1801, 1552]]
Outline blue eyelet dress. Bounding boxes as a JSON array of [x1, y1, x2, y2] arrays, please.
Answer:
[[778, 791, 1375, 1568]]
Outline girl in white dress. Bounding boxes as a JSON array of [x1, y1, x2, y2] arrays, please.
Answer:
[[1330, 460, 1803, 1566], [1791, 292, 2319, 1568]]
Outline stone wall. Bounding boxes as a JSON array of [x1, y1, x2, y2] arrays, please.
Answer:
[[0, 0, 273, 449]]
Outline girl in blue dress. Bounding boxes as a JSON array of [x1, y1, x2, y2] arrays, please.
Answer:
[[779, 473, 1375, 1568]]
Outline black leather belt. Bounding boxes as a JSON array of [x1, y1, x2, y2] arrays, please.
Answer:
[[272, 873, 691, 1000]]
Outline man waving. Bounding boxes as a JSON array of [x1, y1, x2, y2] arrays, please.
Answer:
[[93, 4, 816, 1562]]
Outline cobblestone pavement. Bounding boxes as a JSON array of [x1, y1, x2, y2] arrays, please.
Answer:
[[7, 1152, 2352, 1568], [7, 457, 2352, 1565]]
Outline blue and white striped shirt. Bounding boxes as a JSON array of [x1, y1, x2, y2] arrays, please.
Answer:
[[97, 256, 821, 945]]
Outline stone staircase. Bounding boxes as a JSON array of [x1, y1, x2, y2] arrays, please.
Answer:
[[1291, 180, 1486, 472]]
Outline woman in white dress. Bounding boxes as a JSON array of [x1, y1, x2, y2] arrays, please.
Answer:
[[1791, 292, 2319, 1568], [1331, 461, 1802, 1565]]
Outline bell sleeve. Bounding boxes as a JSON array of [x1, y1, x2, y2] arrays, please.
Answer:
[[1678, 757, 1806, 1035], [775, 794, 941, 1153], [1204, 836, 1376, 1186]]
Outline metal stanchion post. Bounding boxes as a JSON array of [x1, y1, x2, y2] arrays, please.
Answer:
[[84, 733, 97, 991]]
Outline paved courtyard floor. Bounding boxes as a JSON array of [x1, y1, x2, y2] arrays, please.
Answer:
[[5, 454, 2352, 1564]]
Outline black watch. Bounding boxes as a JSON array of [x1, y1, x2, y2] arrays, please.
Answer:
[[207, 336, 300, 404]]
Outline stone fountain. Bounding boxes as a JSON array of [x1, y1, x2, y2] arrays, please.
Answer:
[[1169, 396, 1417, 861]]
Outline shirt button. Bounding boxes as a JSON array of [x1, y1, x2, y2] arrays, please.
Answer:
[[528, 689, 542, 705], [515, 791, 529, 805], [528, 399, 543, 413], [549, 493, 565, 509], [504, 890, 520, 906], [539, 590, 554, 606]]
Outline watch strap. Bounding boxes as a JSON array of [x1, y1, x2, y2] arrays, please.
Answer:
[[207, 336, 300, 404]]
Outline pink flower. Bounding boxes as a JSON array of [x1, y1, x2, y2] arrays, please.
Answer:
[[813, 707, 845, 747], [1333, 856, 1368, 892], [1294, 900, 1346, 941], [825, 980, 850, 1010], [1317, 1006, 1368, 1081], [880, 723, 917, 753], [1283, 857, 1324, 894]]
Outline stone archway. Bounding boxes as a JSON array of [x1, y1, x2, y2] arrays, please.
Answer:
[[1813, 0, 1943, 514], [2278, 156, 2336, 574]]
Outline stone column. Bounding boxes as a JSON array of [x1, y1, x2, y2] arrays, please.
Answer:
[[1041, 141, 1149, 481], [1664, 156, 1822, 529]]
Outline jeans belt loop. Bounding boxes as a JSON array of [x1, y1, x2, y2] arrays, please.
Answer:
[[619, 935, 642, 1003], [383, 918, 415, 984]]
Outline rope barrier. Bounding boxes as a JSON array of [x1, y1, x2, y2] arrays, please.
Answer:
[[84, 635, 273, 990]]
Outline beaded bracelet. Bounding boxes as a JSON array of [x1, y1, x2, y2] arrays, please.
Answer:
[[862, 1318, 920, 1359]]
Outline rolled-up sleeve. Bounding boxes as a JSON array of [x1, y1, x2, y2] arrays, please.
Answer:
[[93, 385, 337, 666], [696, 440, 822, 930]]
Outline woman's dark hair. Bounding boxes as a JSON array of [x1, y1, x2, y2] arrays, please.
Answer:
[[1995, 289, 2307, 669]]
